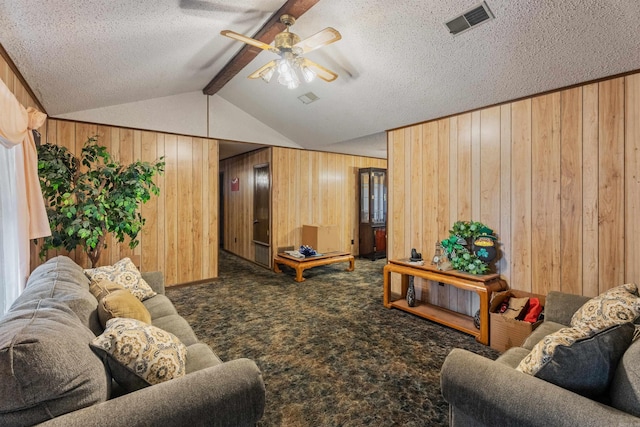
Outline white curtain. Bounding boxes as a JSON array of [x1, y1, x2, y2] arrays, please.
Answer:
[[0, 139, 21, 314], [0, 77, 50, 314]]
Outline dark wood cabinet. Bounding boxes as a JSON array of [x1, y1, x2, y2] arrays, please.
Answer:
[[358, 168, 387, 260]]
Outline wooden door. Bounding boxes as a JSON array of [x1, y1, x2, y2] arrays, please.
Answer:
[[253, 164, 270, 245]]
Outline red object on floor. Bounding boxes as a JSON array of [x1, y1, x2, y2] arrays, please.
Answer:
[[523, 298, 542, 323]]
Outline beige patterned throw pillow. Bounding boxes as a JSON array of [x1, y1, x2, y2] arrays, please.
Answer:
[[85, 258, 156, 301], [517, 326, 590, 375], [91, 318, 187, 391], [570, 283, 640, 332]]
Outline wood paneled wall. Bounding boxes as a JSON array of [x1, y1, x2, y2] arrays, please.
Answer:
[[0, 51, 41, 112], [32, 119, 219, 286], [271, 147, 387, 259], [388, 72, 640, 315], [219, 148, 271, 261], [221, 146, 386, 264]]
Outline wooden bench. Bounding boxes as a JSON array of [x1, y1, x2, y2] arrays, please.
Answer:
[[273, 251, 355, 282]]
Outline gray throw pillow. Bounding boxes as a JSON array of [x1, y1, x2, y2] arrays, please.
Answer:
[[518, 322, 634, 397]]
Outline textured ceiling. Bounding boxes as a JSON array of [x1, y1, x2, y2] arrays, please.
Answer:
[[1, 0, 639, 158]]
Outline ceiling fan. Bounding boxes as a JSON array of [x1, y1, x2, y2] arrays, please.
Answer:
[[221, 14, 341, 89]]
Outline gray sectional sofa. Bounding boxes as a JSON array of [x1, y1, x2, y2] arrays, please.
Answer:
[[441, 291, 640, 427], [0, 256, 265, 427]]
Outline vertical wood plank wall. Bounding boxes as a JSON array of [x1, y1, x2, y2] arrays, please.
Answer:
[[219, 148, 271, 261], [221, 146, 386, 263], [389, 72, 640, 315], [271, 147, 387, 261], [32, 119, 220, 286], [0, 53, 40, 111]]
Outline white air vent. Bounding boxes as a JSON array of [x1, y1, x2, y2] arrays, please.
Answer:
[[298, 92, 319, 105], [445, 1, 494, 36]]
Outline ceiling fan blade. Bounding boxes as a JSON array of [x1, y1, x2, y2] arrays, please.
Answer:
[[221, 30, 277, 53], [248, 60, 277, 79], [294, 27, 341, 54], [302, 58, 338, 82]]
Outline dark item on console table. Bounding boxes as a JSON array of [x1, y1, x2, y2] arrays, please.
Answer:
[[406, 276, 416, 307], [383, 258, 507, 345], [410, 248, 422, 262]]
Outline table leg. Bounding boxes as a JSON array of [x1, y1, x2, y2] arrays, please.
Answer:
[[273, 261, 283, 273], [346, 256, 355, 271], [476, 289, 489, 345], [294, 266, 305, 282], [383, 264, 391, 307]]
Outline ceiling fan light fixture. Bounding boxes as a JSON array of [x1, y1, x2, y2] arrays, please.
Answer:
[[300, 65, 316, 83], [277, 59, 300, 89], [278, 56, 293, 74], [222, 14, 340, 90], [259, 65, 276, 83]]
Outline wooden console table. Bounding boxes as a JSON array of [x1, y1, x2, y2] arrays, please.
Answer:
[[274, 251, 355, 282], [383, 259, 507, 345]]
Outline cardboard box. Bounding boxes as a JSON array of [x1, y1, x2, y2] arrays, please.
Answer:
[[302, 224, 340, 253], [489, 290, 546, 352]]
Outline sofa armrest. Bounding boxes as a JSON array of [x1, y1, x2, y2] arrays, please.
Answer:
[[142, 271, 165, 295], [37, 358, 265, 427], [544, 291, 591, 326], [441, 349, 638, 427]]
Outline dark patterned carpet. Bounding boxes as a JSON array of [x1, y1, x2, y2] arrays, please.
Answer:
[[167, 251, 498, 427]]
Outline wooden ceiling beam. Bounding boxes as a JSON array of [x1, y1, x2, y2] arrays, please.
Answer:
[[202, 0, 320, 96]]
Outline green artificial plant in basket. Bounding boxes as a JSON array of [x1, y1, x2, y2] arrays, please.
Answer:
[[440, 220, 497, 274], [35, 135, 165, 267]]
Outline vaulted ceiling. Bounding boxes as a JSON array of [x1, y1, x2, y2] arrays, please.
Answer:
[[1, 1, 639, 159]]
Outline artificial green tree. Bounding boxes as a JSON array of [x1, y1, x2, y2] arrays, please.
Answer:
[[36, 135, 164, 267]]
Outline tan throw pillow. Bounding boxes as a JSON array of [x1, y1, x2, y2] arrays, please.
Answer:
[[85, 258, 156, 301], [89, 279, 125, 301], [570, 283, 640, 332], [97, 289, 152, 328], [90, 318, 187, 392]]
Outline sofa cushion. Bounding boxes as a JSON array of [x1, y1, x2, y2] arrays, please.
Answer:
[[143, 294, 179, 319], [85, 257, 157, 301], [495, 347, 530, 369], [97, 289, 152, 328], [521, 321, 565, 350], [91, 318, 187, 392], [544, 291, 591, 326], [610, 337, 640, 417], [185, 342, 223, 374], [570, 283, 640, 331], [152, 314, 199, 346], [516, 323, 634, 397], [12, 256, 100, 333], [0, 299, 109, 426]]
